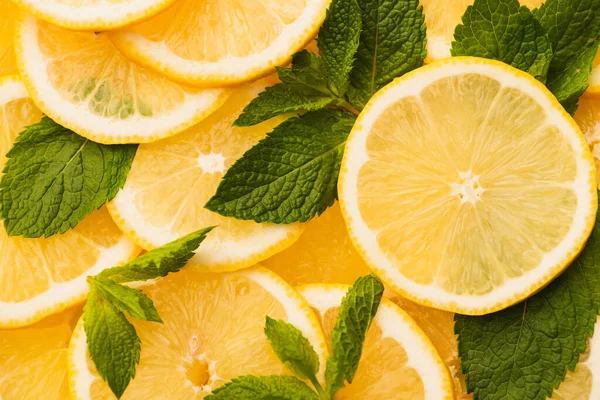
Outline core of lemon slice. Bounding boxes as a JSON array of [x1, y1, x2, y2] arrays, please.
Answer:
[[68, 267, 328, 399], [339, 57, 597, 315], [0, 75, 140, 327], [422, 0, 544, 63], [10, 0, 177, 31], [14, 14, 230, 145], [0, 306, 81, 398], [298, 284, 454, 399], [108, 0, 330, 86], [0, 0, 19, 76], [575, 94, 600, 185], [108, 76, 303, 272]]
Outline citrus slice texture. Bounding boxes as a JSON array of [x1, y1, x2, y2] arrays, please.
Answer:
[[339, 57, 597, 315], [574, 94, 600, 187], [588, 55, 600, 94], [68, 267, 328, 399], [298, 284, 454, 399], [10, 0, 177, 31], [264, 202, 372, 286], [14, 14, 230, 145], [109, 0, 330, 86], [0, 0, 19, 76], [108, 77, 303, 272], [0, 75, 140, 327], [422, 0, 544, 62], [0, 306, 81, 398]]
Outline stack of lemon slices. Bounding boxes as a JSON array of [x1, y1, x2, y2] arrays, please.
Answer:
[[1, 0, 600, 399]]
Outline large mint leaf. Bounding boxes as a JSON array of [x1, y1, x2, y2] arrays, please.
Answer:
[[451, 0, 553, 82], [0, 117, 137, 238], [206, 375, 319, 400], [206, 110, 355, 224], [318, 0, 362, 95], [456, 194, 600, 400], [325, 274, 384, 397], [349, 0, 427, 108], [91, 278, 161, 323]]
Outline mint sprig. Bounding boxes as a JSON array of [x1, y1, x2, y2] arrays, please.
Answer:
[[0, 117, 137, 238], [84, 227, 214, 399], [207, 274, 384, 400]]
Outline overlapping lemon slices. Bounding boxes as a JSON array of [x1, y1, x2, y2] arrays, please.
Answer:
[[0, 0, 18, 76]]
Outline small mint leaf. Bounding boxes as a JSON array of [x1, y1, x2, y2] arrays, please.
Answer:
[[206, 375, 319, 400], [91, 278, 161, 323]]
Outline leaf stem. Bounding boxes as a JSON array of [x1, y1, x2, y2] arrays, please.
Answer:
[[309, 376, 330, 400], [336, 98, 361, 117]]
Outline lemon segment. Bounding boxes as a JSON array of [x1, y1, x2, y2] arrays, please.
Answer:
[[298, 284, 454, 399], [109, 0, 330, 86], [339, 57, 597, 315], [14, 14, 230, 144], [68, 267, 328, 399], [588, 54, 600, 94], [575, 94, 600, 185], [0, 0, 19, 76]]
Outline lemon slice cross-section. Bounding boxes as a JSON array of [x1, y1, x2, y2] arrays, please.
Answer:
[[0, 0, 19, 76]]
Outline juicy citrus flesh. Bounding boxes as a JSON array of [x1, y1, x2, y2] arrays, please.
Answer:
[[108, 76, 303, 271], [589, 53, 600, 93], [69, 267, 327, 399], [575, 94, 600, 186], [299, 284, 454, 399], [15, 15, 229, 144], [0, 0, 19, 76], [0, 306, 81, 398], [264, 202, 372, 286], [340, 58, 597, 314]]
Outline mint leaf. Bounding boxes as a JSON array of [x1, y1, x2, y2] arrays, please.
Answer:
[[84, 286, 140, 399], [536, 0, 600, 112], [0, 117, 137, 238], [349, 0, 427, 108], [325, 274, 384, 397], [97, 227, 214, 284], [456, 193, 600, 400], [206, 110, 355, 224], [91, 278, 161, 323], [264, 317, 320, 384], [318, 0, 362, 95], [277, 52, 331, 93], [451, 0, 553, 82], [206, 375, 319, 400]]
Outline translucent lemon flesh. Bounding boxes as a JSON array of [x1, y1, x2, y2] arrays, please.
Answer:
[[0, 0, 18, 76], [575, 94, 600, 186]]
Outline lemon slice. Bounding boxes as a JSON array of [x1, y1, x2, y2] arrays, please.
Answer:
[[109, 0, 330, 86], [14, 14, 230, 145], [588, 56, 600, 94], [0, 306, 81, 398], [0, 75, 140, 327], [108, 77, 303, 272], [0, 0, 19, 76], [339, 57, 597, 315], [298, 284, 454, 399], [264, 202, 372, 286], [68, 267, 328, 399], [574, 94, 600, 186], [10, 0, 177, 31], [422, 0, 544, 62]]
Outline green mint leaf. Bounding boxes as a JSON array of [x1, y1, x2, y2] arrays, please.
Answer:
[[84, 285, 140, 399], [276, 54, 332, 96], [536, 0, 600, 112], [349, 0, 427, 108], [90, 278, 161, 323], [97, 227, 215, 284], [317, 0, 362, 95], [233, 84, 337, 127], [0, 117, 137, 238], [264, 317, 320, 384], [206, 375, 319, 400], [206, 110, 355, 224], [325, 274, 384, 397], [451, 0, 553, 82], [291, 50, 323, 70], [455, 193, 600, 400]]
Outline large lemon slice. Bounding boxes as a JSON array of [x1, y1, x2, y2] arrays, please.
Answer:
[[68, 267, 328, 399], [339, 57, 597, 315], [298, 284, 454, 399], [0, 0, 18, 76], [14, 14, 229, 144], [0, 75, 140, 327], [109, 0, 330, 86], [574, 94, 600, 186]]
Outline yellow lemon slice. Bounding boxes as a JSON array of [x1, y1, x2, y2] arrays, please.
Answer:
[[10, 0, 177, 31], [109, 0, 330, 86], [588, 55, 600, 94], [14, 14, 230, 144], [0, 306, 81, 398], [68, 267, 328, 399], [574, 94, 600, 187], [0, 0, 19, 76], [338, 57, 597, 315], [0, 75, 140, 327], [108, 77, 303, 272], [298, 284, 454, 399]]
